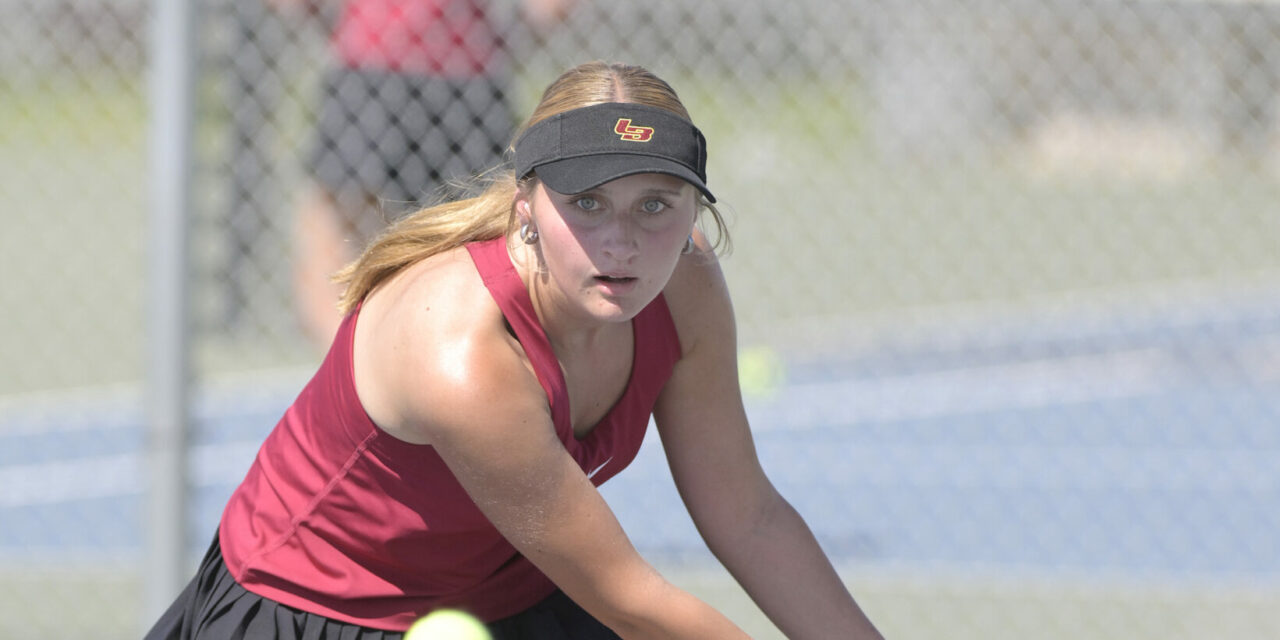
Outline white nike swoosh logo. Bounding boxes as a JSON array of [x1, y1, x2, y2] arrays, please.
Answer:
[[587, 457, 613, 479]]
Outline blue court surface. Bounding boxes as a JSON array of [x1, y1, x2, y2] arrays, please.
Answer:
[[2, 295, 1278, 583]]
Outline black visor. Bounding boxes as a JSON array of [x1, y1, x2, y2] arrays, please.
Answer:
[[513, 102, 715, 203]]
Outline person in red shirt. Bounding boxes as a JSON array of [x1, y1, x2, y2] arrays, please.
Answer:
[[273, 0, 575, 345], [146, 61, 885, 640]]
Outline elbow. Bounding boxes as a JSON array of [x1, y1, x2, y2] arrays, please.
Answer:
[[700, 483, 794, 557]]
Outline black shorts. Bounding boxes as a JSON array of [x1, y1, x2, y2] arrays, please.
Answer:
[[306, 67, 516, 212], [144, 534, 621, 640]]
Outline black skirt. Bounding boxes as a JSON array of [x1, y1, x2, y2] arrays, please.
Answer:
[[305, 66, 516, 211], [144, 535, 621, 640]]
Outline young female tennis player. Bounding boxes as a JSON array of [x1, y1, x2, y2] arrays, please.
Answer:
[[146, 61, 884, 640]]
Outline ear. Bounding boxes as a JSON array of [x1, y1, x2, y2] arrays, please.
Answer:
[[512, 190, 533, 224]]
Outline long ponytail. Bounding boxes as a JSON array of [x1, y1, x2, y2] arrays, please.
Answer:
[[334, 173, 518, 313]]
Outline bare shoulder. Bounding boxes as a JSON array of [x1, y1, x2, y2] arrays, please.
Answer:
[[352, 245, 545, 444], [662, 246, 736, 359]]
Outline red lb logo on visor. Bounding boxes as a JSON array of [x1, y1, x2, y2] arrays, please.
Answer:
[[614, 118, 654, 142]]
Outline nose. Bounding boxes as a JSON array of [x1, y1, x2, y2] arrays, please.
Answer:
[[601, 215, 640, 262]]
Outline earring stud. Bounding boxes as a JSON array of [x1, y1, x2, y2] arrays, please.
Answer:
[[520, 222, 539, 245]]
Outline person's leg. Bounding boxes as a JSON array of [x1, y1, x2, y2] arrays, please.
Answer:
[[291, 186, 377, 348], [292, 69, 514, 349], [295, 67, 401, 349]]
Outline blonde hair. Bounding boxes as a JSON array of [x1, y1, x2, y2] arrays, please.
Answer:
[[335, 61, 730, 313]]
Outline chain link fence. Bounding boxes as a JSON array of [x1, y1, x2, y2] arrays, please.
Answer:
[[3, 0, 1279, 637]]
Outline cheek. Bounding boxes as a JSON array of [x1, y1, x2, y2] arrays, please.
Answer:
[[639, 221, 695, 273], [538, 218, 595, 270], [649, 226, 690, 257], [649, 213, 696, 248]]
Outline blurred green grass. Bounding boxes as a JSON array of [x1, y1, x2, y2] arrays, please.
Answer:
[[0, 77, 148, 394]]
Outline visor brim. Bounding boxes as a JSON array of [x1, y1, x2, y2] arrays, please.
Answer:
[[533, 154, 716, 203]]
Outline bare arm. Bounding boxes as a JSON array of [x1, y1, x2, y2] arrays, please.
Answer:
[[428, 395, 744, 638], [654, 248, 885, 640]]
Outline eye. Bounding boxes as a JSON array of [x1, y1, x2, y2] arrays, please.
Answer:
[[641, 199, 668, 214], [574, 196, 599, 211]]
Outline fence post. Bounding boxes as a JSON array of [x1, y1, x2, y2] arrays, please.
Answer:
[[144, 0, 196, 624]]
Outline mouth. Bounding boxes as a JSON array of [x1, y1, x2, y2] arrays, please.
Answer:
[[594, 275, 637, 284], [593, 274, 639, 294]]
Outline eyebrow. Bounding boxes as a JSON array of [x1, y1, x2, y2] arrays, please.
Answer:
[[643, 188, 687, 197], [567, 181, 691, 199]]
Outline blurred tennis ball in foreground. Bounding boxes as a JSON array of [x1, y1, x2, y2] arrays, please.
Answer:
[[738, 346, 786, 398], [405, 609, 491, 640]]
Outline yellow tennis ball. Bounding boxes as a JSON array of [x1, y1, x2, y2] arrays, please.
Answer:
[[405, 609, 491, 640], [738, 346, 785, 399]]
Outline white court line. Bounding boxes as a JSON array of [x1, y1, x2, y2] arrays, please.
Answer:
[[2, 344, 1273, 506], [748, 348, 1177, 431], [0, 368, 310, 436], [0, 442, 260, 508]]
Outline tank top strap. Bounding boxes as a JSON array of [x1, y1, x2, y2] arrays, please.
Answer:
[[465, 237, 571, 437]]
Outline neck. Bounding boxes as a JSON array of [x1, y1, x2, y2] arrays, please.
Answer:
[[510, 240, 615, 356]]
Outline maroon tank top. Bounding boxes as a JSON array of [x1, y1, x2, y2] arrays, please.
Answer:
[[332, 0, 501, 76], [218, 237, 682, 629]]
